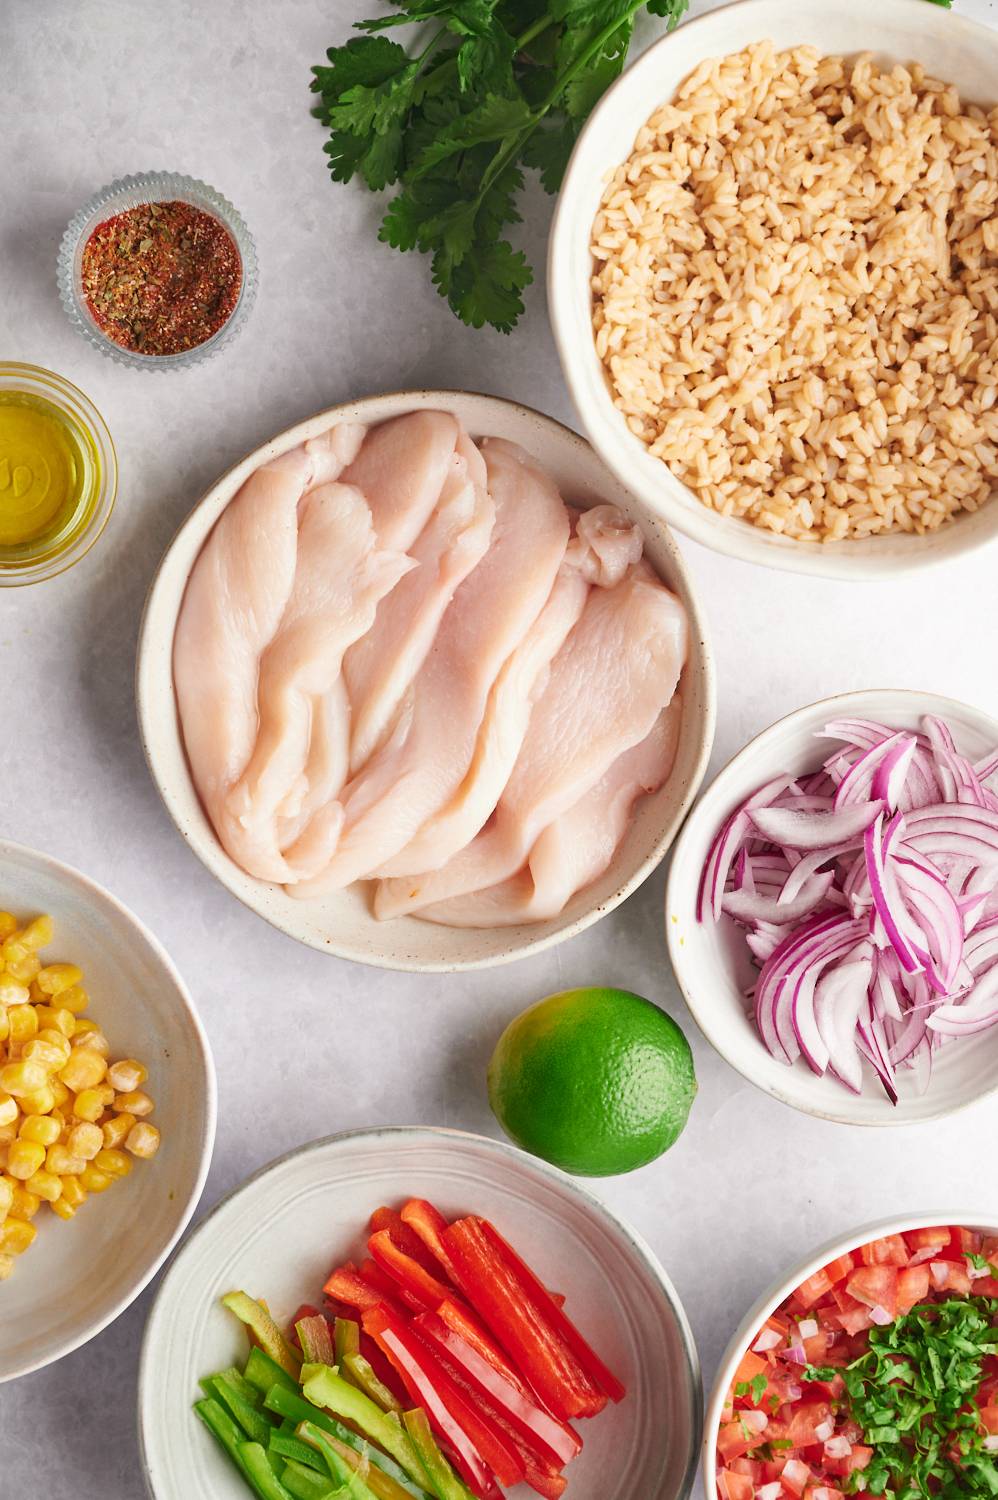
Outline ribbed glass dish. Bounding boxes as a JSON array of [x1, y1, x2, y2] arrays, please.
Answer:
[[57, 172, 258, 371]]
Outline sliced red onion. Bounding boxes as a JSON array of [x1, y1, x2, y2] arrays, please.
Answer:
[[697, 775, 796, 922], [813, 1419, 835, 1442], [750, 800, 884, 851], [865, 815, 923, 974], [797, 1318, 819, 1339], [895, 857, 965, 993], [869, 1305, 893, 1326], [722, 873, 835, 928], [752, 1327, 783, 1353], [833, 733, 912, 811], [929, 1261, 950, 1289], [813, 946, 872, 1094], [741, 1410, 768, 1434], [757, 1484, 784, 1500], [823, 1437, 853, 1461]]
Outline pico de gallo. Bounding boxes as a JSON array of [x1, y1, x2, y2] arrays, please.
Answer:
[[195, 1200, 624, 1500], [717, 1227, 998, 1500]]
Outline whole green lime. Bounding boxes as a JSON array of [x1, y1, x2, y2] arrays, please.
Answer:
[[487, 987, 697, 1177]]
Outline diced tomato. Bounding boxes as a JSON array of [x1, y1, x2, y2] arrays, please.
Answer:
[[976, 1276, 998, 1297], [812, 1486, 845, 1500], [847, 1265, 898, 1317], [859, 1235, 909, 1267], [718, 1470, 755, 1500], [793, 1269, 833, 1309], [980, 1407, 998, 1436], [905, 1226, 950, 1263], [729, 1459, 764, 1480], [956, 1227, 983, 1256], [785, 1401, 832, 1448], [781, 1459, 812, 1495], [803, 1332, 831, 1364], [822, 1253, 855, 1285], [896, 1264, 930, 1314], [717, 1421, 759, 1463], [833, 1300, 874, 1337], [824, 1444, 874, 1479], [733, 1350, 769, 1387], [929, 1259, 973, 1296]]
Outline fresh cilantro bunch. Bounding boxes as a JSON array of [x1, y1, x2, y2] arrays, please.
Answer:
[[310, 0, 689, 332], [806, 1297, 998, 1500]]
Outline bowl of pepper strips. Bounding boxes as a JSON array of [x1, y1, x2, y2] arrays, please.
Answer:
[[57, 172, 257, 369]]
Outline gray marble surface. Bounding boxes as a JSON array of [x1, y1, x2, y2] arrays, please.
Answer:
[[3, 0, 998, 1494]]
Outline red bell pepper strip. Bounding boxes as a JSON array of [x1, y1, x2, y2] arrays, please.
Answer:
[[360, 1257, 424, 1313], [401, 1199, 461, 1281], [478, 1219, 625, 1406], [434, 1300, 534, 1401], [370, 1206, 455, 1281], [442, 1219, 603, 1422], [369, 1230, 462, 1313], [364, 1307, 524, 1497], [323, 1265, 409, 1322], [413, 1310, 581, 1469]]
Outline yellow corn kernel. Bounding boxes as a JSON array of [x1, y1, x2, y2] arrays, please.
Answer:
[[101, 1113, 135, 1150], [18, 1115, 61, 1147], [58, 1049, 108, 1093], [49, 1197, 77, 1220], [58, 984, 89, 1015], [60, 1175, 87, 1208], [125, 1121, 161, 1160], [0, 1094, 18, 1128], [0, 1252, 15, 1277], [24, 1169, 62, 1203], [3, 949, 40, 983], [35, 1005, 76, 1037], [48, 1079, 70, 1109], [0, 1010, 8, 1044], [80, 1165, 113, 1194], [0, 1060, 48, 1098], [115, 1089, 153, 1118], [7, 1139, 45, 1180], [66, 1122, 102, 1160], [18, 1085, 56, 1116], [0, 1177, 12, 1217], [0, 1144, 8, 1173], [0, 1217, 37, 1254], [19, 915, 53, 950], [36, 963, 82, 996], [107, 1058, 148, 1092], [0, 912, 17, 940], [71, 1016, 98, 1037], [7, 1005, 39, 1044], [24, 1036, 71, 1074], [0, 976, 30, 1008], [35, 1028, 72, 1064], [72, 1085, 114, 1122], [46, 1144, 86, 1176], [72, 1028, 109, 1058], [4, 1179, 40, 1219], [94, 1147, 131, 1178]]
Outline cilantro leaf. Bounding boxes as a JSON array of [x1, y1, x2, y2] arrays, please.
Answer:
[[409, 93, 534, 175], [521, 115, 579, 192], [311, 36, 411, 101], [433, 238, 532, 330]]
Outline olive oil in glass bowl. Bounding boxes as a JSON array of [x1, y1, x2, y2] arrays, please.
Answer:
[[0, 364, 116, 586]]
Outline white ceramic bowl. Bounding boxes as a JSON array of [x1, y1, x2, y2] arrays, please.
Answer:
[[0, 841, 215, 1382], [703, 1211, 998, 1500], [137, 390, 715, 972], [549, 0, 998, 580], [665, 689, 998, 1126], [138, 1125, 703, 1500]]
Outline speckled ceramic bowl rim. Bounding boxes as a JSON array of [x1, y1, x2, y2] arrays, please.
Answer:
[[136, 1124, 704, 1500], [135, 389, 717, 972], [56, 171, 258, 371], [665, 687, 998, 1126], [548, 0, 998, 581], [702, 1210, 998, 1500], [0, 838, 217, 1382]]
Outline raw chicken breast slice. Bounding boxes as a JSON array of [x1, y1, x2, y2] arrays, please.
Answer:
[[304, 422, 367, 489], [340, 410, 461, 552], [373, 564, 688, 917], [174, 445, 312, 840], [290, 438, 570, 896], [374, 559, 589, 883], [217, 481, 412, 882], [565, 503, 643, 586], [343, 430, 493, 774], [275, 677, 350, 851], [413, 699, 682, 927]]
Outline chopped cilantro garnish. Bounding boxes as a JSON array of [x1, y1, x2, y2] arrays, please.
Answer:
[[734, 1372, 769, 1403], [967, 1253, 991, 1272]]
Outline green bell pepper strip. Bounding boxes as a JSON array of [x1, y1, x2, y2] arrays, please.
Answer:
[[223, 1291, 302, 1379], [270, 1431, 329, 1470], [245, 1346, 299, 1395], [281, 1460, 344, 1500], [264, 1385, 430, 1500], [202, 1364, 264, 1407], [402, 1409, 475, 1500], [203, 1372, 276, 1446], [239, 1442, 296, 1500], [343, 1353, 404, 1413], [335, 1317, 361, 1363], [300, 1363, 423, 1482], [194, 1397, 254, 1485], [297, 1423, 380, 1500], [298, 1315, 336, 1365]]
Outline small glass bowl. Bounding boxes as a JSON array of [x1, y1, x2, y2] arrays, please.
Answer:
[[57, 171, 258, 371], [0, 363, 117, 587]]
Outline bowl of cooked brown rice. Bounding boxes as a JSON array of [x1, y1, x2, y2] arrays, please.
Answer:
[[549, 0, 998, 578]]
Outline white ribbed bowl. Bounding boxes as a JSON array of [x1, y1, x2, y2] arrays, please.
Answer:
[[665, 689, 998, 1126], [138, 1127, 703, 1500], [136, 390, 716, 972], [549, 0, 998, 580]]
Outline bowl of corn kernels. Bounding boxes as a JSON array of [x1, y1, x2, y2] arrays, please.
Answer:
[[0, 839, 216, 1381]]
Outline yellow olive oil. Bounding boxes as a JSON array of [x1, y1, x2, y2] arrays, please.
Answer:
[[0, 391, 100, 566]]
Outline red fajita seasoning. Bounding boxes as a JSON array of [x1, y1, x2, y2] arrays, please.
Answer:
[[80, 201, 242, 357]]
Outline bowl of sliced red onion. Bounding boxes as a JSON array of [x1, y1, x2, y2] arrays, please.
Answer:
[[666, 691, 998, 1125]]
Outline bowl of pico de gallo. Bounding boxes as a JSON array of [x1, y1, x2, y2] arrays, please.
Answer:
[[707, 1215, 998, 1500]]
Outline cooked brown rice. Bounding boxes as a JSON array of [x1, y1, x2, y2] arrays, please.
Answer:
[[591, 43, 998, 542]]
